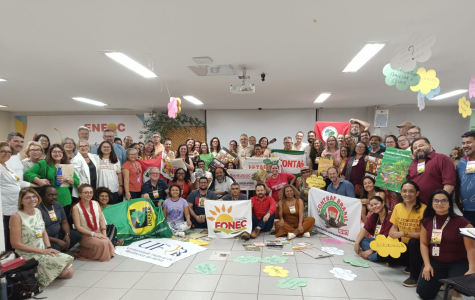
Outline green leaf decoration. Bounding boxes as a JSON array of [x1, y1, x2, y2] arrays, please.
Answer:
[[277, 277, 308, 290], [342, 257, 370, 268], [194, 263, 218, 275], [233, 256, 262, 264], [261, 256, 288, 264]]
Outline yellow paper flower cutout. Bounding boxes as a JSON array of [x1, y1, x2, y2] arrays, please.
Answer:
[[459, 96, 472, 118], [263, 265, 289, 277], [410, 68, 440, 94], [370, 235, 407, 258], [188, 239, 210, 246], [306, 175, 326, 189]]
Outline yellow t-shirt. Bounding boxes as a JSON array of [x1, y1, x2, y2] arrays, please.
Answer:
[[390, 202, 427, 244]]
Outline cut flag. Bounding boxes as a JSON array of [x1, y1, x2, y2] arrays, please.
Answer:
[[314, 122, 350, 144]]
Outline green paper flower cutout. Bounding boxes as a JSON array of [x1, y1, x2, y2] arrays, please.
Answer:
[[261, 255, 288, 264], [233, 256, 262, 264], [343, 257, 370, 268], [277, 277, 308, 290], [194, 263, 217, 275]]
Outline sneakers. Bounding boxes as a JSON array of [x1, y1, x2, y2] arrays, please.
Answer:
[[402, 277, 418, 287], [251, 227, 261, 239], [303, 232, 310, 238], [175, 232, 185, 238], [403, 267, 411, 274], [287, 233, 297, 240]]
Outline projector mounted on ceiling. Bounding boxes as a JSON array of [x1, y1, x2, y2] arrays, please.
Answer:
[[230, 67, 255, 94]]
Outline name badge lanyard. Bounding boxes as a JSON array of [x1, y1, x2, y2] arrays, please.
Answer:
[[133, 163, 141, 183], [375, 213, 387, 236], [431, 216, 450, 257]]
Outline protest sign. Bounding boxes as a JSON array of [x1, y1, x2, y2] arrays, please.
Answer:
[[317, 157, 333, 177], [227, 169, 258, 190], [370, 235, 407, 258], [209, 147, 238, 171], [205, 200, 252, 238], [160, 158, 187, 181], [270, 149, 306, 176], [375, 147, 412, 192]]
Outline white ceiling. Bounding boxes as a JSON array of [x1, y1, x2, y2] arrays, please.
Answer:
[[1, 0, 474, 112]]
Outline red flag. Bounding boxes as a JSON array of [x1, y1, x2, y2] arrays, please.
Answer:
[[314, 122, 350, 144], [136, 155, 162, 182]]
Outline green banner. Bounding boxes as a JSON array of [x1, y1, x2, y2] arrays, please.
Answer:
[[103, 198, 172, 245], [270, 149, 306, 177], [374, 147, 413, 193]]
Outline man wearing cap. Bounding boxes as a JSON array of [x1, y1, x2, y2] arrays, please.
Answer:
[[369, 134, 385, 154], [397, 121, 414, 136]]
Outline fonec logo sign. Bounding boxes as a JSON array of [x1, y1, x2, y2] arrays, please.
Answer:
[[84, 123, 125, 132]]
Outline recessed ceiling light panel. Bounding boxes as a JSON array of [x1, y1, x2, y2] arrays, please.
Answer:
[[103, 52, 158, 78], [430, 89, 468, 100], [0, 105, 8, 108], [183, 96, 203, 105], [342, 43, 385, 73], [0, 78, 7, 82], [192, 57, 213, 64], [314, 93, 332, 103], [72, 97, 108, 106]]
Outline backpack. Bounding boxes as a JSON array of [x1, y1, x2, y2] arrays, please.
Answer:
[[1, 252, 42, 300]]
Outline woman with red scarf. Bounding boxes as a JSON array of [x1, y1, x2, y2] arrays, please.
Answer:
[[72, 184, 114, 261]]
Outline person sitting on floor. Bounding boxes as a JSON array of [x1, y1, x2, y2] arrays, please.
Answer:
[[222, 182, 248, 201], [354, 195, 392, 262], [274, 185, 315, 239], [37, 185, 81, 252], [249, 184, 276, 239], [163, 184, 192, 238], [187, 177, 218, 229]]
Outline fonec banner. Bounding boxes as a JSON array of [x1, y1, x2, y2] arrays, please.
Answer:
[[204, 200, 252, 239], [270, 149, 306, 176], [308, 188, 362, 244], [314, 122, 350, 144]]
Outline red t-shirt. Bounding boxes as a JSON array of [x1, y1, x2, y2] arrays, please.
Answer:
[[170, 181, 192, 199], [364, 211, 393, 236], [122, 161, 143, 192], [266, 173, 295, 203], [421, 213, 471, 262], [250, 195, 277, 220]]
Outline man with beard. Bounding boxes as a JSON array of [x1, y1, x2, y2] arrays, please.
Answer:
[[406, 125, 422, 152], [249, 184, 276, 239], [349, 118, 371, 144], [345, 134, 356, 153], [406, 137, 455, 204], [208, 167, 235, 198], [6, 132, 25, 179], [369, 134, 385, 154], [222, 182, 247, 200], [303, 131, 316, 166], [187, 177, 219, 229], [237, 134, 254, 169], [326, 167, 355, 197], [455, 131, 475, 223], [360, 131, 371, 147]]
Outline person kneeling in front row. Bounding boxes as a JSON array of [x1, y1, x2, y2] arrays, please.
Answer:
[[248, 184, 276, 240], [163, 184, 192, 238], [416, 190, 475, 300]]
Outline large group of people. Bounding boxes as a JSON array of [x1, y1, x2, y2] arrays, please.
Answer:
[[0, 119, 474, 299]]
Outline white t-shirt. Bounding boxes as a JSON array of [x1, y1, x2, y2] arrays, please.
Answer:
[[0, 164, 30, 215], [237, 145, 254, 169], [191, 171, 212, 184], [212, 178, 234, 194], [294, 142, 309, 151], [6, 153, 24, 180], [97, 158, 121, 193]]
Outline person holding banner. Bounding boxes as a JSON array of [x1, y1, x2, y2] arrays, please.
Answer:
[[187, 177, 218, 229], [309, 138, 324, 173], [175, 143, 195, 174], [342, 142, 369, 197], [170, 168, 194, 199], [141, 167, 169, 206], [222, 182, 247, 200], [250, 184, 276, 238], [293, 131, 308, 151], [275, 185, 315, 239], [385, 135, 399, 149], [322, 136, 341, 167], [163, 185, 192, 238], [251, 145, 265, 158], [417, 190, 475, 300], [152, 132, 165, 156], [162, 138, 175, 161], [259, 137, 272, 158], [140, 141, 156, 160], [266, 164, 296, 204]]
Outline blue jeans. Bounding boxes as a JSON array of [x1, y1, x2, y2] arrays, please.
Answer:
[[360, 237, 379, 262], [252, 213, 275, 232]]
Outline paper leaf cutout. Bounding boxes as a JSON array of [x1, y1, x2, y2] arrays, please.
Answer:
[[168, 97, 178, 118], [470, 77, 475, 99], [188, 239, 210, 246], [263, 265, 289, 277], [321, 238, 346, 245], [370, 235, 407, 258], [277, 277, 308, 290], [410, 68, 440, 94], [390, 32, 436, 72], [330, 267, 357, 281], [233, 256, 262, 264], [383, 64, 421, 91], [321, 247, 344, 255], [343, 257, 370, 268], [418, 86, 440, 100], [306, 175, 326, 189], [261, 255, 289, 264], [459, 96, 472, 118], [194, 263, 217, 275], [417, 94, 425, 111]]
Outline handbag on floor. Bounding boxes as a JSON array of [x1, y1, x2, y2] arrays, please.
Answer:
[[106, 224, 118, 246], [1, 252, 42, 300]]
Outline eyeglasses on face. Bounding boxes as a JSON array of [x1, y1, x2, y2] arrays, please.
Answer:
[[29, 148, 42, 152], [81, 191, 94, 195], [433, 199, 449, 205], [79, 145, 89, 148], [51, 151, 63, 154], [408, 132, 420, 136], [0, 150, 12, 154], [398, 139, 408, 142], [24, 195, 39, 200], [104, 135, 114, 138], [63, 142, 74, 145], [149, 172, 160, 175], [39, 139, 49, 143]]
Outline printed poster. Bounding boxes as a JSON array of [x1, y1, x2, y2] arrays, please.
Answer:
[[365, 153, 383, 179], [308, 188, 362, 244], [209, 147, 238, 171], [270, 149, 306, 176], [227, 169, 260, 190], [205, 200, 252, 238], [375, 147, 412, 193], [317, 157, 333, 177], [159, 158, 187, 181]]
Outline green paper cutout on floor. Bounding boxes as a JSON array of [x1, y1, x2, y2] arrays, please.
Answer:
[[343, 257, 370, 268], [194, 263, 218, 275], [233, 256, 262, 264], [277, 277, 308, 290], [261, 255, 288, 264]]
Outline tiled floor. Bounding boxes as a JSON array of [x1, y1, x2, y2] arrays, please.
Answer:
[[42, 232, 451, 300]]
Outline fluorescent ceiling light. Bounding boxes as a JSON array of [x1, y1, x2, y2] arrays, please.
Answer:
[[0, 105, 8, 108], [314, 93, 332, 103], [72, 97, 108, 106], [103, 52, 158, 78], [430, 89, 468, 100], [183, 96, 203, 105], [0, 78, 7, 81], [342, 43, 385, 72]]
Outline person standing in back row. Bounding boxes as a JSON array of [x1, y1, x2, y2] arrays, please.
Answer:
[[237, 134, 254, 169], [6, 132, 25, 179], [456, 130, 475, 224]]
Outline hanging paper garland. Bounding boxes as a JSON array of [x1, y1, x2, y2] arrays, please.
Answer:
[[410, 68, 440, 94], [390, 32, 436, 72], [167, 97, 182, 119], [382, 64, 421, 91]]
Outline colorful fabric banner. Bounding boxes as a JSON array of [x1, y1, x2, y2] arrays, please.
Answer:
[[375, 147, 412, 193], [137, 156, 162, 183], [103, 198, 172, 245], [159, 158, 187, 181], [308, 188, 362, 244], [115, 238, 206, 267], [314, 122, 351, 144], [205, 200, 252, 238], [270, 149, 306, 176]]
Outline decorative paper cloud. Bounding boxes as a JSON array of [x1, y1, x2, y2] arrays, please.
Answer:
[[330, 268, 357, 281], [277, 277, 308, 290], [410, 68, 440, 94], [194, 263, 217, 275], [321, 247, 344, 255], [469, 77, 475, 99], [418, 86, 440, 100], [343, 257, 370, 268], [370, 235, 407, 258], [383, 64, 421, 91], [390, 32, 436, 72], [261, 256, 289, 264], [263, 265, 289, 277], [167, 97, 182, 118], [233, 256, 261, 264], [321, 238, 346, 245], [417, 95, 425, 111], [306, 175, 326, 189], [459, 96, 472, 118]]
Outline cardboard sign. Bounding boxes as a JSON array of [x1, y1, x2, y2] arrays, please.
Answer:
[[370, 235, 407, 258], [306, 175, 326, 189]]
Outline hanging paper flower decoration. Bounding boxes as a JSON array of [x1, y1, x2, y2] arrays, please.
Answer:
[[167, 97, 182, 118]]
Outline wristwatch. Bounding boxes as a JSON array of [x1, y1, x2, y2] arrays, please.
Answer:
[[404, 231, 408, 237], [65, 233, 70, 236]]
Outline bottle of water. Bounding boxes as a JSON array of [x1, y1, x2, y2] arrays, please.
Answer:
[[56, 166, 62, 186]]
